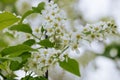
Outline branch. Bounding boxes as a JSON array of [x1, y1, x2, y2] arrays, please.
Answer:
[[48, 0, 51, 2]]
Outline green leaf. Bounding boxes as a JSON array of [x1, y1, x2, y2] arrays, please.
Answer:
[[83, 31, 91, 35], [0, 57, 22, 63], [0, 0, 17, 4], [41, 26, 45, 33], [103, 43, 120, 59], [9, 24, 32, 34], [21, 76, 48, 80], [39, 39, 55, 48], [21, 76, 34, 80], [34, 76, 48, 80], [0, 12, 20, 30], [32, 2, 45, 13], [23, 39, 35, 46], [0, 38, 8, 48], [4, 32, 15, 38], [59, 57, 80, 77], [0, 61, 7, 70], [0, 63, 5, 70], [10, 52, 31, 71], [10, 61, 23, 71], [0, 44, 36, 57], [20, 10, 34, 23], [20, 2, 45, 23]]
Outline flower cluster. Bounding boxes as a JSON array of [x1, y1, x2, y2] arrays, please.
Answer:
[[27, 1, 70, 76], [72, 21, 119, 43], [25, 1, 120, 76], [39, 1, 70, 47], [28, 48, 61, 76], [27, 48, 69, 76], [3, 0, 119, 77]]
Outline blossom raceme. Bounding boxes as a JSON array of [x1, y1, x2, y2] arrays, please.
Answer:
[[71, 21, 119, 43], [3, 0, 119, 77], [27, 1, 119, 76], [26, 1, 71, 76]]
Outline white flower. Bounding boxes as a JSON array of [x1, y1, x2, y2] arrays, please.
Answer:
[[78, 21, 119, 42], [27, 48, 65, 76]]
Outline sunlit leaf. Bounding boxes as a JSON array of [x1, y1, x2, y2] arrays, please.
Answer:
[[0, 44, 36, 57], [0, 12, 20, 30], [20, 2, 45, 23], [0, 57, 22, 63], [0, 0, 17, 4], [20, 10, 34, 23]]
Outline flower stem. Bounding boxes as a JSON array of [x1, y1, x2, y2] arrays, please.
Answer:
[[48, 0, 51, 2], [45, 70, 48, 79]]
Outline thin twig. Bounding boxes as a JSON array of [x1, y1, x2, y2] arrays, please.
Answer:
[[32, 34, 41, 40], [61, 46, 69, 53], [48, 0, 51, 2], [45, 70, 48, 79]]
